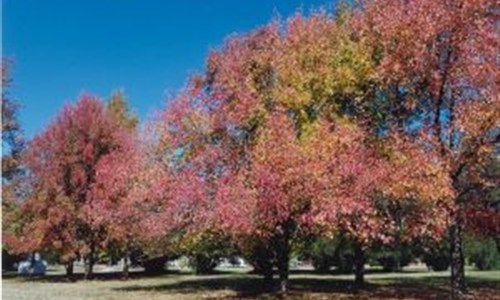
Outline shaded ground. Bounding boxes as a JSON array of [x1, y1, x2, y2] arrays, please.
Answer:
[[2, 268, 499, 300]]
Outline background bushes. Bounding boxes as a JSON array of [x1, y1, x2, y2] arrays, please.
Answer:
[[466, 237, 500, 271]]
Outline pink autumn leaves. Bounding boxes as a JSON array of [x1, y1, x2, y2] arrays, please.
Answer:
[[150, 10, 457, 251], [161, 106, 453, 248], [9, 2, 474, 279]]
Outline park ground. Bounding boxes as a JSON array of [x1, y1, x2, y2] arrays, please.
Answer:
[[2, 266, 500, 300]]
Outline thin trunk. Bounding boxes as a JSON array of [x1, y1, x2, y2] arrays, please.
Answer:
[[395, 236, 402, 272], [65, 260, 74, 277], [122, 254, 129, 280], [276, 244, 289, 293], [450, 216, 466, 299], [395, 207, 402, 272], [354, 242, 365, 286], [122, 240, 130, 279], [262, 260, 273, 284], [254, 246, 273, 284], [84, 256, 94, 280], [275, 228, 290, 293], [84, 245, 95, 280]]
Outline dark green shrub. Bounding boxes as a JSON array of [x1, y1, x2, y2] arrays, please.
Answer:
[[308, 236, 354, 273], [370, 246, 413, 272], [310, 238, 337, 272], [335, 251, 355, 273], [142, 256, 169, 274], [424, 255, 450, 271], [2, 248, 22, 271], [246, 243, 274, 278], [188, 254, 219, 274], [182, 231, 235, 275], [422, 241, 450, 271], [41, 250, 62, 265], [466, 237, 500, 270], [376, 254, 397, 272]]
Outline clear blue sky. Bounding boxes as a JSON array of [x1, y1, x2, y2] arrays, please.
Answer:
[[3, 0, 333, 138]]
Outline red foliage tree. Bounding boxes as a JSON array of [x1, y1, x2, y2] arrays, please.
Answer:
[[85, 135, 143, 278], [354, 0, 499, 296], [153, 9, 455, 292], [1, 60, 28, 270], [8, 95, 130, 278]]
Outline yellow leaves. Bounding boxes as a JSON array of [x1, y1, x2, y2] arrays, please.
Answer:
[[269, 13, 376, 120], [332, 37, 374, 85], [297, 119, 322, 143], [178, 231, 204, 251]]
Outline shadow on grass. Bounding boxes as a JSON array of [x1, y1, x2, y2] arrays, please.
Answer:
[[114, 276, 369, 298], [4, 269, 499, 299], [389, 275, 500, 290], [288, 268, 426, 276], [113, 273, 500, 300]]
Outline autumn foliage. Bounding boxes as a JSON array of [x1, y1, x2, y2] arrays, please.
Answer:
[[151, 6, 460, 291], [4, 95, 138, 277], [3, 0, 498, 298]]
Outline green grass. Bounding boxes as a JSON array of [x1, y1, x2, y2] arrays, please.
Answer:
[[2, 267, 499, 300]]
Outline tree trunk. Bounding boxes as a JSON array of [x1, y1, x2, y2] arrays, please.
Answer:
[[354, 242, 365, 286], [263, 267, 273, 282], [65, 260, 74, 277], [252, 244, 273, 285], [450, 217, 466, 299], [122, 241, 130, 280], [276, 245, 289, 293], [275, 231, 290, 293], [395, 210, 402, 272], [84, 246, 95, 280], [262, 259, 273, 285], [122, 254, 129, 280]]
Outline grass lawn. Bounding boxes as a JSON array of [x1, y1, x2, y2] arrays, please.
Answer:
[[2, 267, 499, 300]]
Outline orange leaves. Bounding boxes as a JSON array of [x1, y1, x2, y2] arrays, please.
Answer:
[[382, 134, 455, 203], [456, 96, 500, 141], [357, 0, 498, 103]]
